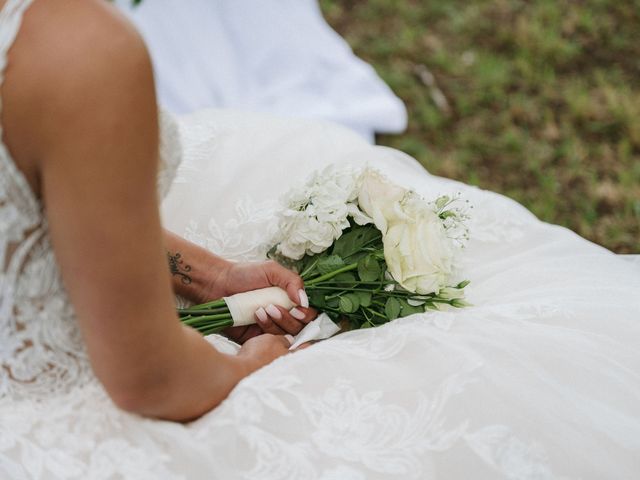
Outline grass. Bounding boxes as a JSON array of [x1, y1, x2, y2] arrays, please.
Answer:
[[320, 0, 640, 253]]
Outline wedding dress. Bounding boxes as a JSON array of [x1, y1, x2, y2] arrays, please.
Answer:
[[113, 0, 407, 142], [2, 2, 640, 479]]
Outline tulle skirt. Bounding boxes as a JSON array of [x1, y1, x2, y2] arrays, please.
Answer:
[[2, 110, 639, 479]]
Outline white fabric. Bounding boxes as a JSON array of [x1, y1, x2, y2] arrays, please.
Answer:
[[114, 0, 407, 142], [224, 286, 295, 327], [289, 313, 340, 350], [621, 254, 640, 271], [2, 3, 640, 477]]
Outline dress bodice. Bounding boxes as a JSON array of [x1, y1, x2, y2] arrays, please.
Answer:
[[0, 0, 182, 400]]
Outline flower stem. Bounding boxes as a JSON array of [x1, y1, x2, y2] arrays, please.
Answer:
[[187, 299, 227, 310], [178, 307, 230, 316], [181, 313, 233, 326], [306, 263, 359, 285]]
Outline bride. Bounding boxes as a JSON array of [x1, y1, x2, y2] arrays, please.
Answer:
[[1, 1, 639, 479]]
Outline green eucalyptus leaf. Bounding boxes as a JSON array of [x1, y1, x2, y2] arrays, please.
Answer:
[[316, 255, 345, 275], [339, 296, 354, 313], [347, 293, 361, 311], [332, 224, 382, 259], [326, 297, 340, 309], [384, 297, 401, 320], [308, 291, 326, 308], [357, 255, 382, 282], [339, 293, 361, 313], [399, 299, 424, 316], [333, 272, 357, 286], [356, 291, 372, 307]]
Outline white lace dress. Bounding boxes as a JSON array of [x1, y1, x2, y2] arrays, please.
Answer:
[[1, 2, 640, 479]]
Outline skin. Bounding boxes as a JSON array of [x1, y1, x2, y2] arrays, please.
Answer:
[[164, 231, 317, 343], [1, 0, 313, 421]]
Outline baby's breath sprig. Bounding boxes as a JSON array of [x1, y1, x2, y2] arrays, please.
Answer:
[[432, 192, 472, 247]]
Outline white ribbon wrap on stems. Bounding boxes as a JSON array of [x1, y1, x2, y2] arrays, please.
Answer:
[[224, 286, 295, 326], [222, 287, 341, 347]]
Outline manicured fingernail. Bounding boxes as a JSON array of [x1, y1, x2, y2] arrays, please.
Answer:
[[266, 304, 282, 320], [290, 307, 305, 320], [255, 307, 268, 323], [298, 289, 309, 308], [285, 334, 295, 346]]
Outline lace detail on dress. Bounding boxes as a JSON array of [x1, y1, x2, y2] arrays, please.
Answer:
[[156, 110, 182, 199], [0, 0, 184, 400], [181, 194, 280, 262], [0, 0, 87, 401]]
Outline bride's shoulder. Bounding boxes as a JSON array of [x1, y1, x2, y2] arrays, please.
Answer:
[[4, 0, 155, 174], [11, 0, 150, 95]]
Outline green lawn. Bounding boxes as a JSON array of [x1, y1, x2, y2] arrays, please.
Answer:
[[321, 0, 640, 253]]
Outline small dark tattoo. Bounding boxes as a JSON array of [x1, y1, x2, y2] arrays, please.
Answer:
[[167, 252, 192, 285]]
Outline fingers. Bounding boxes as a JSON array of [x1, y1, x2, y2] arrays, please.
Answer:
[[263, 261, 308, 307], [254, 306, 287, 335], [290, 306, 317, 324], [236, 325, 263, 344], [254, 304, 317, 335], [220, 325, 264, 345]]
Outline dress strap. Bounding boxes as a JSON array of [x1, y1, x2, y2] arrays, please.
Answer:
[[0, 0, 41, 217], [0, 0, 35, 89], [0, 0, 35, 138]]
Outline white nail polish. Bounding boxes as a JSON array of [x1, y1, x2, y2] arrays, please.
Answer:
[[255, 307, 268, 323], [298, 289, 309, 308], [266, 304, 282, 320], [285, 334, 295, 346], [290, 307, 305, 320]]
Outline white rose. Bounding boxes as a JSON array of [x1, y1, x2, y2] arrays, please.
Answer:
[[383, 194, 454, 294], [358, 169, 453, 294], [357, 168, 408, 234]]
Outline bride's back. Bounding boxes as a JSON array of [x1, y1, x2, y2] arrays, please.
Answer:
[[0, 0, 170, 402], [1, 0, 153, 197]]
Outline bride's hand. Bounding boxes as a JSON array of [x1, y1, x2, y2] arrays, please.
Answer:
[[215, 261, 317, 343], [236, 333, 293, 373], [162, 231, 316, 343]]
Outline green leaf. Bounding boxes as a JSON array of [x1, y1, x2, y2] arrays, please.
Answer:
[[456, 279, 471, 289], [399, 299, 424, 317], [332, 224, 382, 259], [326, 297, 339, 309], [308, 291, 326, 308], [338, 296, 353, 313], [384, 297, 401, 320], [333, 272, 357, 286], [316, 255, 345, 275], [339, 293, 361, 313], [357, 255, 382, 282], [357, 291, 372, 307], [347, 293, 361, 311]]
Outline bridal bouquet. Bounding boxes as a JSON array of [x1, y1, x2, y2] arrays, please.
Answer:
[[178, 166, 470, 335]]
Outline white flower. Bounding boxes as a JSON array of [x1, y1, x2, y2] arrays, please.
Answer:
[[358, 169, 454, 294], [357, 169, 407, 234], [383, 194, 454, 294], [276, 165, 371, 260]]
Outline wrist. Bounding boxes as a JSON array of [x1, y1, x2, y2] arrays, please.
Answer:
[[164, 230, 232, 303]]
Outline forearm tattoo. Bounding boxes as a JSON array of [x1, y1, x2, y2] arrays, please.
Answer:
[[167, 252, 192, 285]]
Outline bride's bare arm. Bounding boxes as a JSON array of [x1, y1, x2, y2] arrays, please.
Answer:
[[5, 0, 289, 421], [163, 230, 316, 341]]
